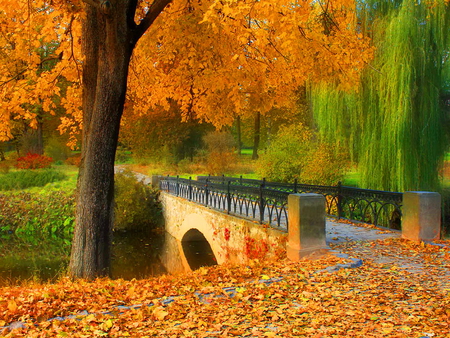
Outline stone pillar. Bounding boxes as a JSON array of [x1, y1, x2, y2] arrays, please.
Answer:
[[286, 193, 328, 261], [151, 175, 162, 188], [402, 192, 441, 241]]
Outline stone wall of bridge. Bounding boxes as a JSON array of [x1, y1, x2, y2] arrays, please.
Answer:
[[160, 192, 287, 269]]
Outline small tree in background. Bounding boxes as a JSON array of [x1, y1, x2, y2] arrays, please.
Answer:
[[256, 124, 347, 185], [302, 143, 348, 186], [203, 130, 237, 175], [256, 124, 312, 182]]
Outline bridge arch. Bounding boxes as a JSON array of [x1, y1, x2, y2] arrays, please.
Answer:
[[181, 229, 217, 270], [177, 213, 224, 265]]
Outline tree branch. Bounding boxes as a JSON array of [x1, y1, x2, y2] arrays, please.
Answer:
[[0, 68, 27, 87], [132, 0, 173, 46], [127, 0, 139, 30], [81, 0, 101, 9]]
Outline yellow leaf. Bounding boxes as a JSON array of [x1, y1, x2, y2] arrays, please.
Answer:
[[99, 319, 113, 331], [85, 314, 97, 322], [8, 300, 17, 313], [153, 306, 169, 321], [197, 267, 209, 275]]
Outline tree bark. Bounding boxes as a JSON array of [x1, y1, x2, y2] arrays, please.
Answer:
[[236, 115, 242, 155], [35, 118, 44, 155], [252, 112, 261, 160], [69, 3, 130, 279], [69, 0, 172, 279], [0, 144, 5, 161]]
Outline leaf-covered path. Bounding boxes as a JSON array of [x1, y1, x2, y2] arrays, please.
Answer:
[[1, 223, 449, 337]]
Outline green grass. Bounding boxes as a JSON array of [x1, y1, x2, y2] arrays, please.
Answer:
[[0, 165, 78, 194], [444, 152, 450, 161], [239, 148, 253, 156], [0, 169, 68, 191], [18, 165, 78, 194], [342, 169, 360, 187]]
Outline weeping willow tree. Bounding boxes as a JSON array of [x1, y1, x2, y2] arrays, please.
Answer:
[[312, 0, 450, 192]]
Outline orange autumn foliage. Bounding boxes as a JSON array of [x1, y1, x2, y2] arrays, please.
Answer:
[[0, 0, 373, 142]]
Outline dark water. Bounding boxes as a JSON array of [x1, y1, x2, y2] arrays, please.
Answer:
[[0, 231, 217, 286]]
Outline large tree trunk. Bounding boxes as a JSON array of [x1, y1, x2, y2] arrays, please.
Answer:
[[69, 0, 171, 279], [69, 3, 133, 279]]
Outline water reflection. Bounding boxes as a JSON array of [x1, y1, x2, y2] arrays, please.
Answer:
[[0, 230, 217, 286], [110, 230, 166, 280], [0, 250, 67, 286]]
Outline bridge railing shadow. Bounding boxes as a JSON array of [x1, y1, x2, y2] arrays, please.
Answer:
[[159, 176, 404, 230]]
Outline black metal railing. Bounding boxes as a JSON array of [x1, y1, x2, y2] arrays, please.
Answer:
[[160, 176, 289, 230], [161, 175, 403, 230]]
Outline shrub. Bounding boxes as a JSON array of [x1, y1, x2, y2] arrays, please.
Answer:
[[0, 161, 10, 174], [0, 191, 75, 248], [115, 150, 132, 164], [256, 124, 348, 185], [0, 169, 68, 191], [65, 154, 81, 167], [114, 170, 163, 232], [16, 153, 53, 169], [256, 124, 313, 182], [301, 143, 349, 186], [203, 131, 237, 174], [44, 136, 71, 161]]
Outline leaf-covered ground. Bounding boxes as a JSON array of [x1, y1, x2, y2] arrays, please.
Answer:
[[1, 238, 449, 337]]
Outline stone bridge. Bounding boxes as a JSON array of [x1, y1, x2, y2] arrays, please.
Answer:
[[152, 175, 442, 272], [160, 192, 289, 271]]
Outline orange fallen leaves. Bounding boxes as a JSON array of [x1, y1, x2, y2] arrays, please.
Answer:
[[0, 238, 449, 337]]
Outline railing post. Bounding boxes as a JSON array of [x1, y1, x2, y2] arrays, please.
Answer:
[[240, 175, 243, 185], [294, 179, 298, 193], [286, 193, 328, 261], [337, 181, 343, 219], [227, 181, 231, 214], [402, 192, 441, 241], [259, 184, 265, 223], [262, 177, 266, 187], [205, 179, 209, 207], [176, 175, 179, 196], [189, 176, 192, 201]]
